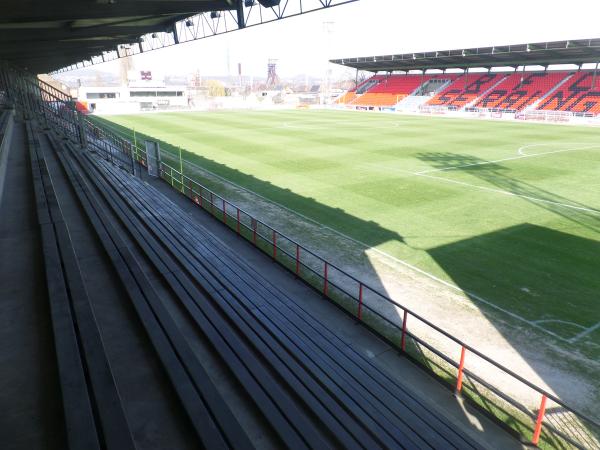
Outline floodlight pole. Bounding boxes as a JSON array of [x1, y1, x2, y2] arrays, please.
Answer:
[[323, 21, 335, 105]]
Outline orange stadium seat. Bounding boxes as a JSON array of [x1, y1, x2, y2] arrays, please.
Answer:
[[351, 93, 405, 106], [335, 92, 357, 104]]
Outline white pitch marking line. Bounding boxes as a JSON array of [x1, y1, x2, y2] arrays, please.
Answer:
[[279, 120, 404, 130], [415, 172, 600, 215], [531, 319, 586, 329], [517, 142, 599, 156], [361, 247, 572, 342], [569, 321, 600, 343], [416, 143, 600, 175]]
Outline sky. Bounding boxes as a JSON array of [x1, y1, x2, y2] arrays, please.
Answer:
[[58, 0, 600, 81]]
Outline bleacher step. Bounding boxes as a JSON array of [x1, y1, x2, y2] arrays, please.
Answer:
[[395, 95, 432, 112]]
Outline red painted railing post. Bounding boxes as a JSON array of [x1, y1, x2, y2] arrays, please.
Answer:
[[236, 209, 240, 234], [272, 230, 277, 259], [532, 395, 548, 446], [295, 245, 300, 276], [222, 199, 226, 223], [358, 283, 363, 320], [401, 310, 408, 352], [456, 346, 466, 393], [323, 262, 328, 296]]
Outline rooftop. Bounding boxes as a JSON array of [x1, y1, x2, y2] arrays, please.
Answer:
[[330, 39, 600, 72]]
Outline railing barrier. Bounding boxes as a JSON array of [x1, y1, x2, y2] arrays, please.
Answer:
[[533, 395, 548, 446], [401, 310, 408, 352], [323, 262, 329, 296], [456, 346, 467, 394], [358, 283, 363, 320]]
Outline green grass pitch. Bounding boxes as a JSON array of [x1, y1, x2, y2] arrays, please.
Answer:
[[99, 109, 600, 352]]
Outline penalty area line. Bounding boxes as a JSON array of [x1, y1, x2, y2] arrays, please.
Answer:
[[569, 321, 600, 343], [362, 247, 571, 343], [415, 172, 600, 215], [416, 143, 600, 175]]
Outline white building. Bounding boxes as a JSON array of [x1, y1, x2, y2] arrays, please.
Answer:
[[76, 70, 188, 114]]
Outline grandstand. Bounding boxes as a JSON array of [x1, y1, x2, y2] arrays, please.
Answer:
[[336, 68, 600, 116], [332, 39, 600, 119], [1, 0, 600, 448]]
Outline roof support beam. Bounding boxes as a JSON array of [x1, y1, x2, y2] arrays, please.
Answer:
[[1, 0, 359, 73], [0, 25, 163, 43]]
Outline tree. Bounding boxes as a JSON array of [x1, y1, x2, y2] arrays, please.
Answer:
[[206, 80, 225, 97]]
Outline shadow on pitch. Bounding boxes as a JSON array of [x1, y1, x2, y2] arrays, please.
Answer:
[[414, 151, 600, 341]]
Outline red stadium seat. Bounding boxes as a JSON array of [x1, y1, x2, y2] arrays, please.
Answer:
[[427, 74, 501, 109], [475, 72, 569, 111], [538, 71, 600, 114], [367, 75, 427, 95]]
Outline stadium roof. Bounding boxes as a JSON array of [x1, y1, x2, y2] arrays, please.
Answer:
[[1, 0, 357, 74], [331, 39, 600, 72], [0, 0, 239, 73]]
